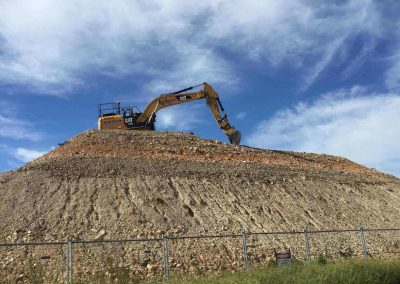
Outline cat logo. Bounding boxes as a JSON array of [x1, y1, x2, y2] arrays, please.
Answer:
[[177, 95, 187, 101]]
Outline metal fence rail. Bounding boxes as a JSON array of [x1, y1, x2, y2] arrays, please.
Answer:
[[0, 227, 399, 283]]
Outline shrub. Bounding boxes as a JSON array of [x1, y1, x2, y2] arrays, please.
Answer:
[[316, 253, 327, 265]]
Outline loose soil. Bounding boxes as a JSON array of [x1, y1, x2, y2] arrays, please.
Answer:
[[1, 129, 399, 282]]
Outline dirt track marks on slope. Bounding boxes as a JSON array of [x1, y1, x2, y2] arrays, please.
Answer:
[[1, 129, 400, 280]]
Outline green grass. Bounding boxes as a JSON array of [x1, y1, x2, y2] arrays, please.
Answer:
[[163, 259, 400, 284]]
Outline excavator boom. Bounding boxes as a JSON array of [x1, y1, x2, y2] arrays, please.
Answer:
[[98, 82, 241, 145], [137, 82, 241, 144]]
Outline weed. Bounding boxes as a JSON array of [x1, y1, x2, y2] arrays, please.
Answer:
[[316, 253, 327, 265], [162, 259, 400, 284]]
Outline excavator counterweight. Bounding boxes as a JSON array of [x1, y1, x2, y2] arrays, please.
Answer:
[[98, 82, 241, 145]]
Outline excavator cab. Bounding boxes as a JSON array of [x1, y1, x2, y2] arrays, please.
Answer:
[[121, 106, 155, 129], [98, 102, 155, 130]]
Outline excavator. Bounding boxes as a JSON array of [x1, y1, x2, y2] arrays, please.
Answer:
[[97, 82, 241, 145]]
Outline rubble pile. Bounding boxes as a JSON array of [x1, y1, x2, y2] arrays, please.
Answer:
[[0, 129, 399, 281]]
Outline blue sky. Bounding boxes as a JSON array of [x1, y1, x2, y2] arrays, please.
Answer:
[[0, 0, 399, 176]]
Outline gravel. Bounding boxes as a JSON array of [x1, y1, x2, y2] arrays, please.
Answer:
[[0, 129, 399, 281]]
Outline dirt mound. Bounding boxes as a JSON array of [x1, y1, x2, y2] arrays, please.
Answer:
[[2, 128, 400, 238], [1, 129, 399, 280]]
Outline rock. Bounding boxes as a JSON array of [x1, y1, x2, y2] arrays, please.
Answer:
[[141, 259, 150, 267], [95, 229, 107, 240], [146, 262, 157, 271]]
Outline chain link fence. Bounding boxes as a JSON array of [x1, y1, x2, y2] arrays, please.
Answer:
[[0, 227, 399, 283]]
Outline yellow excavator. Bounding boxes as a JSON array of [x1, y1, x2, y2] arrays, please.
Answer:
[[97, 82, 241, 145]]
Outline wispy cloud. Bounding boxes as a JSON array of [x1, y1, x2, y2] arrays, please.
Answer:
[[0, 0, 395, 94], [156, 104, 206, 131], [385, 49, 400, 91], [236, 112, 247, 120], [207, 0, 386, 89], [246, 87, 400, 176], [0, 101, 43, 141], [0, 144, 49, 169], [12, 147, 47, 163], [0, 0, 236, 95]]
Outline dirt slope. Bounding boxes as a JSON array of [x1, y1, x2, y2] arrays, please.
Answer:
[[1, 129, 400, 280], [1, 129, 399, 241]]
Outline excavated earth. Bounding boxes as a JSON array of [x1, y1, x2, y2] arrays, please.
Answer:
[[1, 129, 400, 282]]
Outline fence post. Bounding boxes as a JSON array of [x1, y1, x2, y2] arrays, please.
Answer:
[[241, 229, 249, 271], [162, 235, 170, 279], [359, 226, 368, 261], [304, 228, 311, 263], [66, 240, 73, 284]]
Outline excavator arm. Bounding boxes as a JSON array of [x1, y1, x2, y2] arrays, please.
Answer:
[[137, 82, 241, 145]]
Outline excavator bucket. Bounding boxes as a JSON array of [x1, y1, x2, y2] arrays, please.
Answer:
[[228, 130, 241, 145]]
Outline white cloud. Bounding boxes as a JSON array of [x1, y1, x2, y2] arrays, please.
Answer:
[[385, 50, 400, 91], [0, 0, 237, 95], [0, 0, 394, 94], [12, 147, 47, 163], [156, 104, 205, 131], [246, 88, 400, 176], [236, 112, 247, 120], [207, 0, 385, 89], [143, 47, 236, 94], [0, 144, 52, 169], [0, 101, 43, 141]]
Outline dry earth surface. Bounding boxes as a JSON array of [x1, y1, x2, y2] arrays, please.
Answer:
[[1, 129, 400, 282]]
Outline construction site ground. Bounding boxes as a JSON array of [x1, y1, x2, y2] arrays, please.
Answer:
[[1, 129, 399, 282]]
